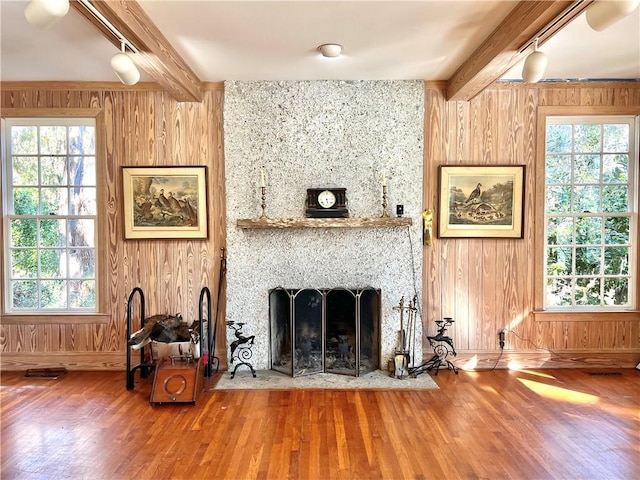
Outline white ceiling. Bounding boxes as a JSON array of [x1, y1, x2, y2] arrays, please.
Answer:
[[1, 0, 639, 84]]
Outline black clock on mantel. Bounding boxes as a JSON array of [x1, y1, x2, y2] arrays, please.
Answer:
[[305, 188, 349, 218]]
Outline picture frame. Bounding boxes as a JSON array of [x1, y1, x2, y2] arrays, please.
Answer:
[[438, 165, 525, 238], [122, 166, 208, 239]]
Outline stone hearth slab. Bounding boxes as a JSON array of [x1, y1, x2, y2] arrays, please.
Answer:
[[212, 369, 438, 390]]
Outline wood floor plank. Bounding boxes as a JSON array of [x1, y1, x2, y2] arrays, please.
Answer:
[[1, 369, 639, 479]]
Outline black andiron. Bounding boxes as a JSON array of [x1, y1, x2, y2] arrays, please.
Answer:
[[410, 317, 459, 376], [226, 321, 257, 379]]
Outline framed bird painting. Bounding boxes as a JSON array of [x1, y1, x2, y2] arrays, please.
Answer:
[[122, 166, 208, 239], [438, 165, 525, 238]]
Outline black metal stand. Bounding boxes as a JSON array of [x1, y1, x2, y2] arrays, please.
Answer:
[[199, 287, 218, 377], [409, 317, 458, 376], [125, 287, 155, 390], [227, 321, 256, 378], [126, 286, 217, 390]]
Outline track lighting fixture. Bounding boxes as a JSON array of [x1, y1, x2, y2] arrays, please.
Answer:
[[24, 0, 142, 86], [586, 0, 640, 31], [24, 0, 69, 29], [522, 38, 548, 83], [111, 42, 140, 86]]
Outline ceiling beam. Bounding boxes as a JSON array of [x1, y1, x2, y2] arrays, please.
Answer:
[[446, 0, 593, 102], [71, 0, 203, 102]]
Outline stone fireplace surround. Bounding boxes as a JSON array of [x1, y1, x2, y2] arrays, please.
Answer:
[[224, 80, 424, 371]]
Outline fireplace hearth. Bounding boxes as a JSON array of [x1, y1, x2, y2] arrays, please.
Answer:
[[269, 288, 381, 377]]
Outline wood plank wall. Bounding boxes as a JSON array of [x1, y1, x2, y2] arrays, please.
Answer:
[[1, 81, 639, 371], [423, 81, 640, 368], [0, 83, 228, 370]]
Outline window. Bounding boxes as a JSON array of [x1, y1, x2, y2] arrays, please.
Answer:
[[2, 118, 97, 313], [543, 115, 638, 310]]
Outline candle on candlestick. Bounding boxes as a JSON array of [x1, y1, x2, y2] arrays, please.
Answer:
[[260, 168, 266, 187], [382, 171, 386, 186]]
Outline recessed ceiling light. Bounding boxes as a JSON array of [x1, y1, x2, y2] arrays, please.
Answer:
[[317, 44, 342, 58]]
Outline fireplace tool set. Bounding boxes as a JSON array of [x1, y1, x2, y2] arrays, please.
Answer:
[[392, 296, 459, 378], [391, 295, 418, 379]]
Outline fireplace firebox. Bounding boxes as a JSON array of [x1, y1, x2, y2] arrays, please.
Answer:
[[269, 287, 380, 377]]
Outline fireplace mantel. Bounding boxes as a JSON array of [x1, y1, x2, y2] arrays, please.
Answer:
[[237, 217, 413, 229]]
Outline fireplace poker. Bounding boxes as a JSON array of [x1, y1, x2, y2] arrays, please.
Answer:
[[398, 296, 405, 352], [410, 295, 417, 369], [406, 302, 413, 363], [413, 296, 417, 367]]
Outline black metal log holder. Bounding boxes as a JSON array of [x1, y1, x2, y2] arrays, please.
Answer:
[[125, 287, 153, 390], [226, 320, 257, 379], [125, 286, 216, 390], [199, 286, 219, 377], [409, 317, 459, 376]]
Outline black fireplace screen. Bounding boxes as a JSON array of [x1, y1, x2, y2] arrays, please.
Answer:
[[269, 287, 380, 377]]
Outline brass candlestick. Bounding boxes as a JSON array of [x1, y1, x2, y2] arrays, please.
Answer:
[[260, 186, 267, 219], [381, 185, 389, 218]]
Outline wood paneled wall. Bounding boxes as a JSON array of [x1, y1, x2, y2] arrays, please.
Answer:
[[0, 83, 228, 370], [2, 81, 639, 371], [423, 81, 640, 368]]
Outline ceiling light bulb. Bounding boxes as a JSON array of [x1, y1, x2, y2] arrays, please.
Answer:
[[522, 39, 547, 83], [318, 44, 342, 58], [522, 50, 548, 83], [111, 52, 140, 86], [586, 0, 640, 31], [24, 0, 70, 29]]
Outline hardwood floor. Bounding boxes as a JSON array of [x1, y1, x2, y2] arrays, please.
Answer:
[[1, 368, 639, 480]]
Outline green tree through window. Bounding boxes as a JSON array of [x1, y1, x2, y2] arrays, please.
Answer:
[[3, 118, 97, 312], [544, 116, 637, 309]]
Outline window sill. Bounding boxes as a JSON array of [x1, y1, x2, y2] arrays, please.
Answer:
[[0, 314, 110, 325], [533, 310, 640, 322]]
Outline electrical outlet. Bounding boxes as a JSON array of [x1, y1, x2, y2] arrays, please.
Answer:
[[498, 330, 506, 349]]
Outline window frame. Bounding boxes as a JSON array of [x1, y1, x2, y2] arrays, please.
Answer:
[[534, 106, 640, 322], [1, 108, 109, 323]]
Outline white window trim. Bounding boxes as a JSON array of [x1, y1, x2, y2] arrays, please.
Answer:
[[543, 115, 637, 311], [534, 106, 640, 322], [1, 108, 108, 320]]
